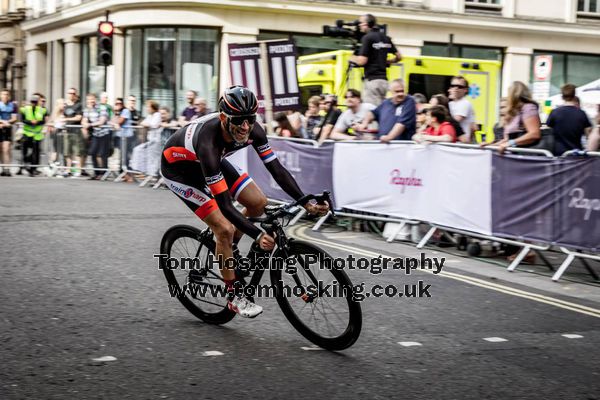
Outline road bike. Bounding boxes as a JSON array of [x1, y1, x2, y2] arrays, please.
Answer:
[[159, 192, 362, 351]]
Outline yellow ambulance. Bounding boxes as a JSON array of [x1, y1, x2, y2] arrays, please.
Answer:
[[297, 50, 502, 142]]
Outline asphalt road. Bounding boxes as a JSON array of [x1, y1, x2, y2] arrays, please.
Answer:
[[1, 177, 599, 400]]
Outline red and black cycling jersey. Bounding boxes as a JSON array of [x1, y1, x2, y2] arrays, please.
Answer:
[[162, 113, 304, 239]]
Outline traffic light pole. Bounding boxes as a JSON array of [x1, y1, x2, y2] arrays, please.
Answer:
[[104, 10, 109, 92]]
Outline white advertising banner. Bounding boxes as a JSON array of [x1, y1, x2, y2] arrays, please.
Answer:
[[333, 143, 492, 235]]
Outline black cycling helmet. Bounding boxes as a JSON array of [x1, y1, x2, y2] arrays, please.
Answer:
[[218, 85, 258, 118]]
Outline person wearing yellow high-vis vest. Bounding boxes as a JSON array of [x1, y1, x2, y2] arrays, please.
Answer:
[[19, 94, 48, 176]]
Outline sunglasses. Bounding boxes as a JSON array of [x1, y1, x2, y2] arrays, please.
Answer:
[[67, 92, 76, 95], [450, 84, 467, 89], [228, 114, 257, 126]]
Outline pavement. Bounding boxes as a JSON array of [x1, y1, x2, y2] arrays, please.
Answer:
[[1, 176, 599, 400]]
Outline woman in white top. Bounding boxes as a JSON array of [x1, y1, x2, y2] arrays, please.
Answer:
[[131, 100, 163, 176]]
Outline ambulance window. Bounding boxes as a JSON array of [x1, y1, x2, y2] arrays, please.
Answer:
[[300, 85, 323, 109], [408, 74, 454, 100]]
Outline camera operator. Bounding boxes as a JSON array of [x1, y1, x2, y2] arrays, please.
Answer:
[[350, 14, 402, 107]]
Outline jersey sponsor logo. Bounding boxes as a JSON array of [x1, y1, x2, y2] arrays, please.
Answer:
[[256, 143, 271, 153], [205, 172, 224, 185], [172, 151, 187, 159], [372, 42, 392, 50], [169, 183, 206, 202]]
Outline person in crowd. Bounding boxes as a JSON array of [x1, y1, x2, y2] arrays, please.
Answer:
[[159, 106, 180, 136], [111, 97, 135, 182], [357, 79, 416, 142], [320, 89, 375, 142], [275, 112, 300, 138], [82, 93, 109, 180], [415, 106, 429, 135], [190, 97, 212, 121], [448, 76, 475, 143], [304, 96, 322, 140], [350, 14, 402, 106], [286, 109, 306, 138], [315, 94, 342, 141], [127, 95, 141, 125], [99, 92, 113, 118], [546, 84, 592, 156], [413, 93, 428, 113], [492, 81, 541, 154], [47, 98, 66, 166], [492, 97, 508, 140], [0, 89, 18, 176], [19, 94, 48, 176], [586, 104, 600, 152], [431, 93, 465, 140], [412, 105, 457, 144], [179, 90, 198, 125], [62, 88, 84, 177], [131, 100, 162, 176]]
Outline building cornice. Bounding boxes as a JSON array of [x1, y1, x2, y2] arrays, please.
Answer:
[[19, 0, 600, 38]]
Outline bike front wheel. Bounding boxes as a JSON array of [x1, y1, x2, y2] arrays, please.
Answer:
[[270, 240, 362, 350]]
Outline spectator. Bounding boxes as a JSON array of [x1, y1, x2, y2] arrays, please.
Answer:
[[286, 109, 306, 138], [131, 100, 162, 176], [99, 92, 114, 118], [82, 93, 109, 180], [586, 104, 600, 152], [415, 106, 429, 134], [492, 97, 508, 140], [47, 98, 66, 165], [111, 97, 134, 182], [431, 93, 465, 140], [0, 89, 18, 176], [275, 112, 300, 138], [350, 14, 402, 106], [486, 81, 541, 154], [412, 105, 457, 144], [159, 106, 179, 136], [448, 76, 475, 143], [127, 95, 141, 125], [19, 94, 48, 176], [179, 90, 198, 125], [413, 93, 428, 112], [304, 96, 322, 140], [320, 89, 375, 143], [357, 79, 416, 142], [62, 88, 84, 177], [190, 97, 212, 121], [315, 94, 342, 141], [546, 84, 592, 156]]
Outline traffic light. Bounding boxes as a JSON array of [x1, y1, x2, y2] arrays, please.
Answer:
[[97, 21, 114, 66]]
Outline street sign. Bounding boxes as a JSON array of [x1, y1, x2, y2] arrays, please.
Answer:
[[533, 55, 552, 82]]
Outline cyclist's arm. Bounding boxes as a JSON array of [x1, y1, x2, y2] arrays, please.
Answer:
[[197, 141, 263, 240]]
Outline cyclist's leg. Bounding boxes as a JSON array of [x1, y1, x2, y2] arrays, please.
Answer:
[[161, 156, 235, 281], [221, 159, 267, 242]]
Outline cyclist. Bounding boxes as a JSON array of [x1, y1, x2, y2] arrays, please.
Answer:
[[161, 86, 329, 318]]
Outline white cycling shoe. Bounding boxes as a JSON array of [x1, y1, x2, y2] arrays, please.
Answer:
[[228, 295, 263, 318]]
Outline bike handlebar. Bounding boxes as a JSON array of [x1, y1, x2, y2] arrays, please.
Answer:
[[248, 191, 334, 224]]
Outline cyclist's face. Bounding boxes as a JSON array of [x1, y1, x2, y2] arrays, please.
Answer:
[[221, 113, 253, 143]]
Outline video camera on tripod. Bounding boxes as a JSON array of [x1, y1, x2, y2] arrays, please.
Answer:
[[322, 19, 388, 51]]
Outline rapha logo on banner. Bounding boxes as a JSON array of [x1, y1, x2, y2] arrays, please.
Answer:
[[569, 188, 600, 221], [390, 169, 423, 193]]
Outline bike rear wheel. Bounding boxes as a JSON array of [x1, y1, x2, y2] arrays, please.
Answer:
[[270, 240, 362, 350], [160, 225, 235, 325]]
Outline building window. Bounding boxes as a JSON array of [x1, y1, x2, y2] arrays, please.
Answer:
[[465, 0, 502, 13], [422, 42, 503, 62], [124, 27, 219, 117], [532, 51, 600, 96], [578, 0, 600, 13], [465, 0, 501, 5], [81, 36, 106, 97], [258, 31, 354, 57]]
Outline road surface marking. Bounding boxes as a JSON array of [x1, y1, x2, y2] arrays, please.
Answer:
[[398, 342, 422, 347], [290, 225, 600, 319], [561, 334, 583, 339], [202, 351, 224, 356], [483, 337, 508, 343], [301, 346, 324, 351], [92, 356, 117, 362]]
